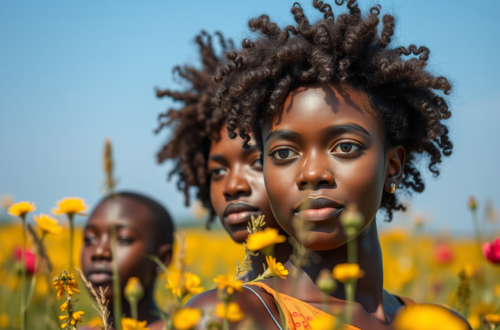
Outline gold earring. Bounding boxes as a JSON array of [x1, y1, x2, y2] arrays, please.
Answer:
[[390, 183, 397, 194]]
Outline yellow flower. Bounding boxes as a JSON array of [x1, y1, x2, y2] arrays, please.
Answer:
[[216, 302, 244, 322], [60, 311, 84, 328], [121, 318, 150, 330], [265, 256, 289, 279], [125, 277, 144, 302], [494, 285, 500, 297], [184, 272, 204, 295], [53, 272, 80, 299], [332, 264, 364, 283], [213, 274, 243, 295], [8, 201, 36, 217], [308, 315, 336, 330], [173, 308, 201, 330], [245, 227, 286, 251], [394, 305, 468, 330], [34, 214, 63, 235], [165, 270, 204, 297], [485, 314, 500, 325], [52, 197, 88, 216], [60, 302, 68, 312]]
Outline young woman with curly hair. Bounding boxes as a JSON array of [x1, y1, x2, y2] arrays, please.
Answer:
[[186, 1, 471, 329], [155, 31, 293, 280]]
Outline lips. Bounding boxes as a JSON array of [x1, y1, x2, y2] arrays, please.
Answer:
[[86, 266, 113, 285], [294, 197, 344, 222], [223, 203, 261, 225]]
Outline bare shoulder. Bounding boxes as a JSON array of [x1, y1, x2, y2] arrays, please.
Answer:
[[185, 286, 281, 329], [419, 303, 472, 330]]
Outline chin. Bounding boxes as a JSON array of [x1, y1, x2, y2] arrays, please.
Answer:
[[229, 230, 248, 244], [302, 231, 348, 251]]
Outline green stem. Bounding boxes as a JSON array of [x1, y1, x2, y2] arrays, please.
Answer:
[[345, 280, 356, 325], [20, 215, 26, 330], [471, 210, 490, 290], [223, 301, 229, 330], [130, 299, 138, 321], [110, 201, 122, 330], [68, 214, 74, 271], [347, 234, 357, 264], [321, 292, 329, 314], [25, 234, 46, 311], [273, 275, 287, 330]]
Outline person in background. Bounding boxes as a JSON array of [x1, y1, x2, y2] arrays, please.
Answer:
[[81, 191, 174, 330]]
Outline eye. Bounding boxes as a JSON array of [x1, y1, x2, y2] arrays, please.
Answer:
[[117, 236, 134, 245], [332, 142, 361, 155], [84, 235, 96, 246], [210, 168, 227, 180], [251, 157, 263, 170], [271, 148, 299, 162]]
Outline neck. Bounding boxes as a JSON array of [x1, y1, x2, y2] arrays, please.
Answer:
[[250, 240, 294, 279], [301, 220, 384, 313], [108, 288, 160, 327]]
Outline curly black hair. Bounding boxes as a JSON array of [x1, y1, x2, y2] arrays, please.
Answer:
[[213, 0, 453, 221], [155, 31, 233, 227]]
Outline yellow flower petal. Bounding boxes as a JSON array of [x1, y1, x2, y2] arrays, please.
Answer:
[[51, 197, 88, 216], [173, 308, 201, 330], [332, 263, 364, 283], [8, 201, 36, 217], [265, 256, 289, 279], [394, 305, 468, 330], [246, 228, 286, 251], [34, 214, 63, 235], [216, 302, 244, 323]]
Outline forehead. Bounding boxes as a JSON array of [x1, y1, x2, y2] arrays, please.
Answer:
[[87, 197, 153, 229], [263, 84, 383, 140], [209, 124, 259, 154]]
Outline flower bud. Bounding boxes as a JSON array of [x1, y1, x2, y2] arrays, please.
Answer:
[[340, 204, 363, 237], [124, 277, 144, 303], [468, 196, 477, 211], [316, 269, 336, 294]]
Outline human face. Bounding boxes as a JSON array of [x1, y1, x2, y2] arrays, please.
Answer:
[[209, 124, 280, 243], [263, 84, 398, 251], [81, 197, 158, 301]]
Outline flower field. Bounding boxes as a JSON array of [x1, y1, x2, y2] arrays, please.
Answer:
[[0, 199, 500, 329]]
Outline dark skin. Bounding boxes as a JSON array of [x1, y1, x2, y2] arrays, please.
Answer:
[[208, 124, 293, 278], [188, 84, 470, 329], [81, 197, 172, 330]]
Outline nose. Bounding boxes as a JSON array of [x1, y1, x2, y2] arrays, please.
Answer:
[[223, 165, 252, 199], [296, 151, 335, 189], [91, 236, 112, 262]]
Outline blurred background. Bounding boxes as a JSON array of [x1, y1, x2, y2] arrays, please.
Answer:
[[0, 0, 499, 233], [1, 0, 500, 329]]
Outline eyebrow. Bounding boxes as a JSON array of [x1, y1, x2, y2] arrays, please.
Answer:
[[208, 145, 260, 161], [85, 223, 139, 233], [265, 130, 301, 143], [321, 123, 371, 137]]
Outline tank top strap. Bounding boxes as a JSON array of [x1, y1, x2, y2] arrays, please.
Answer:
[[243, 285, 283, 330], [394, 295, 418, 307]]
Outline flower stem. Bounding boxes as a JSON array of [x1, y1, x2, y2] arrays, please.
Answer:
[[68, 214, 74, 271], [25, 234, 46, 311], [110, 200, 122, 330], [471, 209, 490, 291], [345, 234, 357, 325], [20, 215, 26, 330], [223, 301, 229, 330], [345, 280, 355, 325], [130, 298, 138, 321]]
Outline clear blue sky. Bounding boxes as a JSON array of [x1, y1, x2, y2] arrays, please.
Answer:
[[0, 0, 499, 234]]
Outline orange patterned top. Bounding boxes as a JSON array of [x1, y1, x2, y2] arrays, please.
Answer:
[[247, 281, 361, 330]]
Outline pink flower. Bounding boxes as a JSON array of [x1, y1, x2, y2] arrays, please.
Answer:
[[483, 238, 500, 264], [14, 247, 37, 274], [434, 243, 454, 265]]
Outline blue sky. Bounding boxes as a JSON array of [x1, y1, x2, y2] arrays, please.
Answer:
[[0, 0, 499, 234]]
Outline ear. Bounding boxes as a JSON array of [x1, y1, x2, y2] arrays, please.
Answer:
[[384, 145, 405, 193], [156, 243, 173, 268]]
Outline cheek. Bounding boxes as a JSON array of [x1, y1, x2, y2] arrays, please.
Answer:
[[116, 243, 153, 283], [209, 180, 226, 219], [334, 153, 386, 218], [263, 165, 295, 229]]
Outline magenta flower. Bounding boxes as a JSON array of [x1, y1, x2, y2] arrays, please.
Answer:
[[483, 238, 500, 264], [14, 247, 37, 274]]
